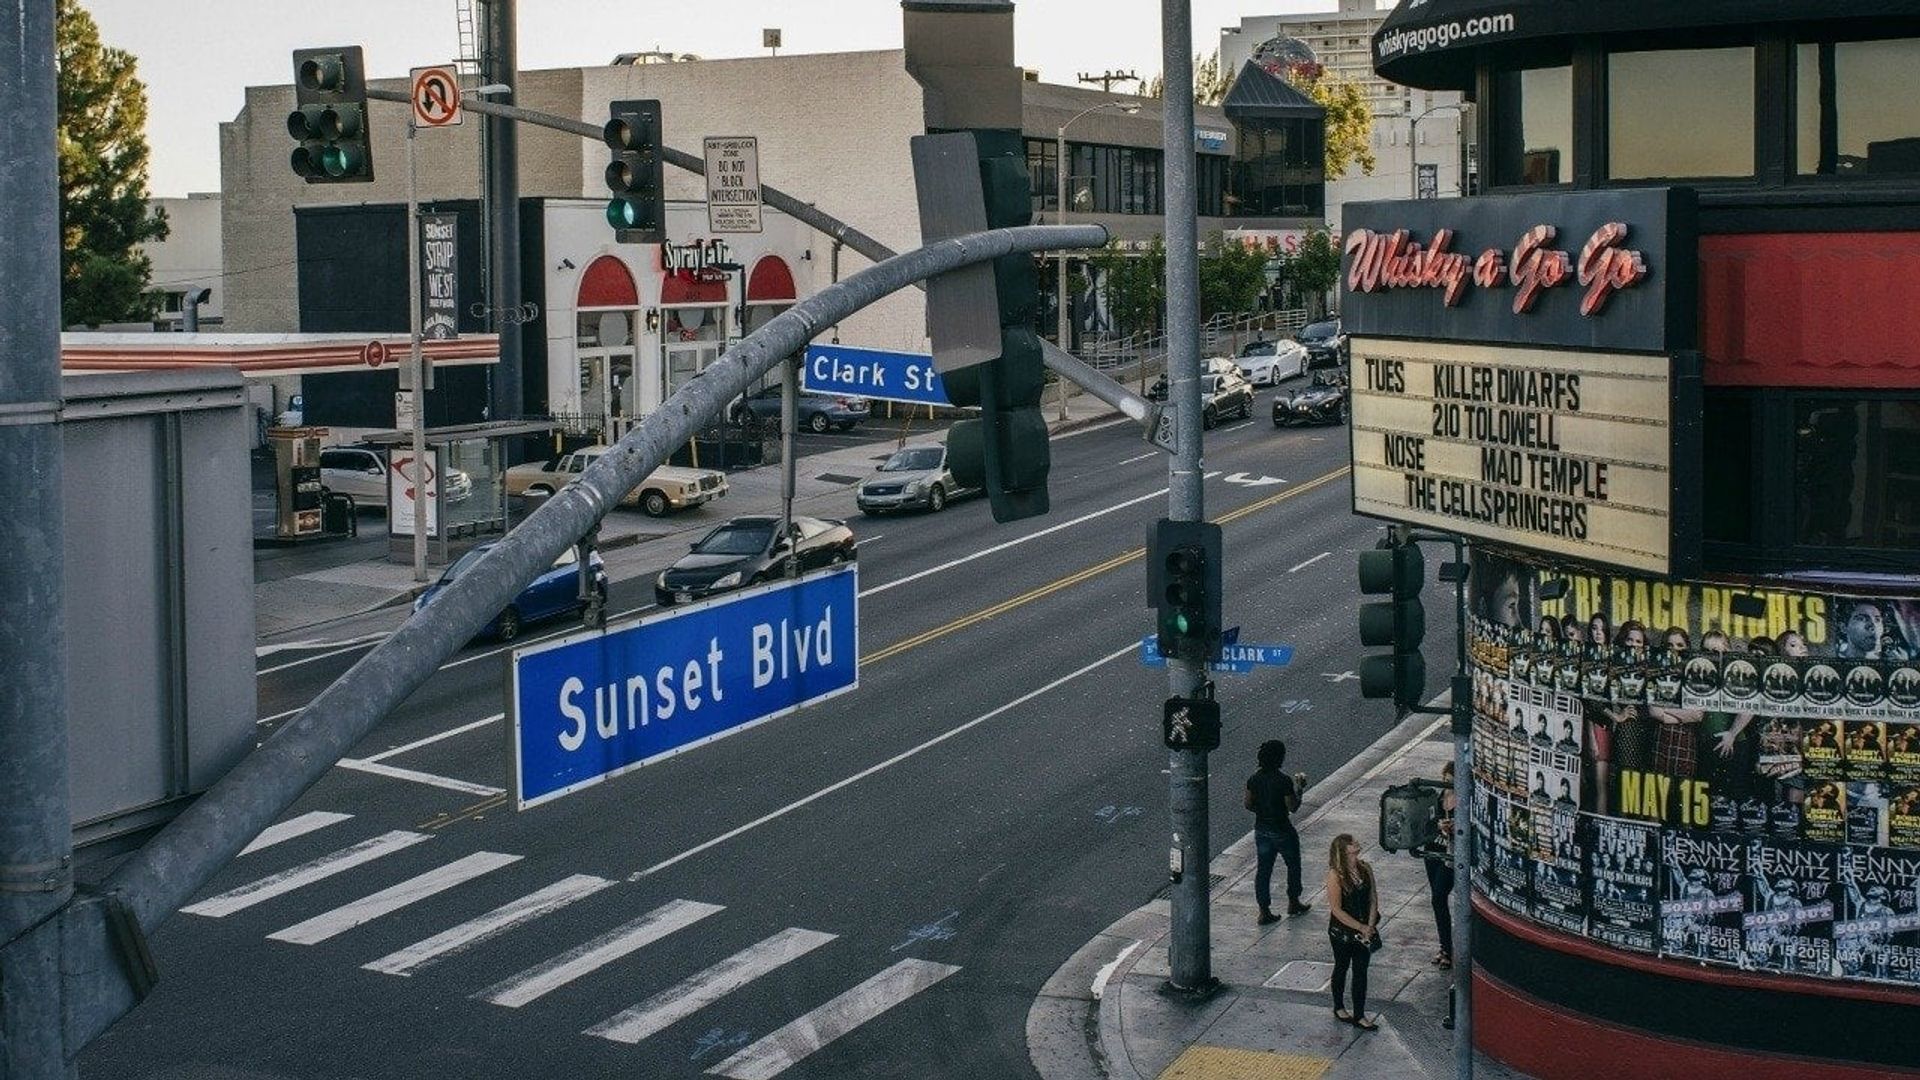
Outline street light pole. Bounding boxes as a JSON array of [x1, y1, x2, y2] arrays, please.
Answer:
[[1409, 102, 1466, 199], [1055, 100, 1138, 420]]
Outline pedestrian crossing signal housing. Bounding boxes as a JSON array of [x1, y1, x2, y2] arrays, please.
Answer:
[[1163, 695, 1222, 752], [1357, 543, 1427, 710], [1148, 519, 1223, 663], [287, 47, 373, 183], [604, 99, 666, 244]]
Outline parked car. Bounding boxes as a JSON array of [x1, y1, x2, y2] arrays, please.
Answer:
[[1201, 371, 1256, 428], [1236, 337, 1310, 386], [1147, 358, 1242, 401], [503, 445, 727, 517], [1272, 367, 1350, 427], [414, 541, 607, 642], [1297, 317, 1349, 369], [856, 444, 976, 515], [318, 445, 472, 510], [655, 515, 857, 606], [731, 384, 870, 433]]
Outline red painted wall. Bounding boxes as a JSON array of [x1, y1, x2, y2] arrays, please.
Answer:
[[1699, 232, 1920, 388]]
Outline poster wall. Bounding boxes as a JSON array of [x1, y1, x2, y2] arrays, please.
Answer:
[[1469, 547, 1920, 988]]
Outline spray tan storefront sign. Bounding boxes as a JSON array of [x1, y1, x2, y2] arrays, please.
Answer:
[[1350, 337, 1696, 575]]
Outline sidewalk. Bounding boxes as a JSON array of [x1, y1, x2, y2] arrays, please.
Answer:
[[254, 394, 1124, 641], [1028, 711, 1535, 1080]]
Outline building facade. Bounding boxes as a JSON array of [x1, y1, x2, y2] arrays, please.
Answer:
[[141, 193, 224, 328], [1353, 2, 1920, 1077]]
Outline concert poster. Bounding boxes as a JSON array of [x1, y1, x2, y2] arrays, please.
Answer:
[[1844, 720, 1889, 783], [1489, 791, 1533, 916], [1802, 720, 1845, 783], [1803, 779, 1848, 844], [1742, 837, 1839, 977], [1886, 721, 1920, 787], [1659, 830, 1746, 966], [1892, 784, 1920, 850], [1530, 806, 1587, 935], [1469, 784, 1495, 893], [1588, 815, 1657, 953], [1848, 783, 1890, 848], [1836, 845, 1920, 987]]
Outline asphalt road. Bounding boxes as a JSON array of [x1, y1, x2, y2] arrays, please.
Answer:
[[81, 406, 1441, 1080]]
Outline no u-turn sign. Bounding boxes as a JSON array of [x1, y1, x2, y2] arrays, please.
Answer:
[[410, 65, 462, 128]]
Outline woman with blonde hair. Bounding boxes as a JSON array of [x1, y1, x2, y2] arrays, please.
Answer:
[[1326, 832, 1382, 1030]]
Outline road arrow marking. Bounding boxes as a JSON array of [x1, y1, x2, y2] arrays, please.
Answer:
[[1223, 472, 1287, 487]]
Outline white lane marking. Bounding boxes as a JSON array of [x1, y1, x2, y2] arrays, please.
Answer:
[[239, 811, 353, 856], [859, 490, 1168, 599], [632, 642, 1136, 880], [477, 899, 725, 1008], [1115, 451, 1158, 465], [365, 873, 617, 977], [707, 958, 961, 1080], [256, 704, 305, 727], [1288, 551, 1332, 573], [335, 758, 503, 797], [182, 830, 431, 917], [257, 636, 389, 675], [1090, 939, 1144, 1000], [854, 535, 884, 548], [364, 713, 505, 763], [267, 851, 522, 945], [256, 631, 389, 659], [257, 605, 657, 678], [1222, 471, 1286, 487], [586, 927, 839, 1045], [1051, 417, 1130, 439], [1217, 421, 1253, 433]]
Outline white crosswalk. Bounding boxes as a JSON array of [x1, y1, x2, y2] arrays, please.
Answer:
[[182, 815, 960, 1077]]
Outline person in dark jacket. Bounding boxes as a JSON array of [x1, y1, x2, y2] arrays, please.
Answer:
[[1244, 740, 1310, 924]]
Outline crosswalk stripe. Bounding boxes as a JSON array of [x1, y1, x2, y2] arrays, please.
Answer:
[[706, 958, 961, 1080], [182, 830, 431, 918], [239, 811, 352, 856], [476, 898, 723, 1009], [364, 873, 617, 977], [586, 927, 838, 1045], [266, 851, 523, 945]]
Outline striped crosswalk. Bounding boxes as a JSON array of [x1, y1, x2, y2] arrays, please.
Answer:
[[178, 812, 956, 1077]]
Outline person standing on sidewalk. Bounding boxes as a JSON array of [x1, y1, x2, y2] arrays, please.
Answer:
[[1327, 833, 1381, 1031], [1425, 761, 1457, 971], [1244, 740, 1310, 924]]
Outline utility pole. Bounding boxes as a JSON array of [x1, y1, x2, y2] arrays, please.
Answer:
[[1077, 70, 1140, 93], [481, 0, 522, 421], [406, 117, 430, 582], [1161, 0, 1212, 993], [0, 1, 72, 1075]]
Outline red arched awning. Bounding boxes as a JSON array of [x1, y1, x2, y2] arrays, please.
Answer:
[[661, 274, 728, 305], [577, 255, 638, 308], [746, 255, 797, 304]]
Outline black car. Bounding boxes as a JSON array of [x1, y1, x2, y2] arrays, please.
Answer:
[[1273, 367, 1349, 426], [1296, 317, 1349, 369], [655, 515, 857, 605], [1201, 371, 1256, 428]]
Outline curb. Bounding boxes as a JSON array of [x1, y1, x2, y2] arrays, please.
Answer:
[[1048, 407, 1125, 438], [1026, 706, 1448, 1080]]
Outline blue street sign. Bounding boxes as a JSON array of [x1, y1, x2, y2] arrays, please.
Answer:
[[1139, 635, 1292, 675], [803, 343, 950, 407], [509, 566, 858, 809]]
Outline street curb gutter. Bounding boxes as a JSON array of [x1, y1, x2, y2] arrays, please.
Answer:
[[1026, 704, 1447, 1080]]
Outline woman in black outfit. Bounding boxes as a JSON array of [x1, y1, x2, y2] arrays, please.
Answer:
[[1425, 762, 1457, 970], [1326, 832, 1381, 1030]]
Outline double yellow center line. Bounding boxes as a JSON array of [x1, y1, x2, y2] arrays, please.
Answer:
[[859, 465, 1351, 667]]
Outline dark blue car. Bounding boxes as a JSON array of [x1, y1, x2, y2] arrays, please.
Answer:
[[414, 541, 609, 642]]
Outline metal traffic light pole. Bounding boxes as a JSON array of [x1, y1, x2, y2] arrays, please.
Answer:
[[1160, 0, 1213, 993], [406, 114, 430, 583]]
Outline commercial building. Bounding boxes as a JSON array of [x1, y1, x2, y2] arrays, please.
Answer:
[[141, 192, 224, 329], [1349, 2, 1920, 1076], [218, 1, 1321, 444]]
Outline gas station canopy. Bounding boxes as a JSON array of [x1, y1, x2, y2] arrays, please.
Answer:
[[60, 332, 500, 378]]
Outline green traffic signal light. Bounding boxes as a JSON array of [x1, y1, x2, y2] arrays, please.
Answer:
[[288, 47, 372, 183]]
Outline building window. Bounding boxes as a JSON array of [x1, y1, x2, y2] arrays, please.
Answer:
[[1793, 398, 1920, 551], [1796, 38, 1920, 178], [1026, 138, 1060, 212], [1197, 155, 1227, 217], [1229, 116, 1325, 217], [1490, 63, 1572, 186], [1702, 391, 1754, 545], [1608, 47, 1755, 179]]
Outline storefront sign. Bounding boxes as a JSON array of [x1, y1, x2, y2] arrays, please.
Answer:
[[703, 136, 763, 234], [419, 213, 458, 341], [661, 238, 733, 283], [1350, 336, 1698, 575], [1341, 188, 1696, 353]]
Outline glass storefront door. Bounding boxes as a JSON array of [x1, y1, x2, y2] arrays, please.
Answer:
[[576, 309, 637, 441]]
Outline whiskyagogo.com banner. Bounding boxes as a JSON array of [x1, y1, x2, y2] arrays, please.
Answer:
[[1467, 547, 1920, 987]]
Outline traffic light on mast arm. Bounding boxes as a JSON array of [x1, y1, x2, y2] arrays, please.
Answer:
[[604, 99, 665, 244], [945, 129, 1050, 523], [1358, 539, 1428, 711], [1148, 518, 1223, 663], [287, 47, 373, 183]]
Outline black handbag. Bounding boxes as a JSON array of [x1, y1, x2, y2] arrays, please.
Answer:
[[1332, 923, 1384, 953]]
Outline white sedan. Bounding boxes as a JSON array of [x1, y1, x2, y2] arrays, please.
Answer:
[[1236, 338, 1310, 386]]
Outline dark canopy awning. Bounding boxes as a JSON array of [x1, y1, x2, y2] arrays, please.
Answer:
[[1374, 0, 1920, 90], [1223, 61, 1324, 121]]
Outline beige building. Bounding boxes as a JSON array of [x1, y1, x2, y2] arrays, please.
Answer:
[[142, 192, 224, 327]]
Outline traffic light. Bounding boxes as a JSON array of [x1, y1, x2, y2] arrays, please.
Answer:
[[1358, 541, 1428, 710], [288, 47, 373, 183], [944, 129, 1050, 523], [604, 99, 665, 244], [1148, 518, 1222, 663]]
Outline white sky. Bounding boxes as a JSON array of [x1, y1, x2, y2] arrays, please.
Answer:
[[83, 0, 1350, 197]]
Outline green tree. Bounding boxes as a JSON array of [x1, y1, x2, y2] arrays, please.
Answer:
[[1288, 228, 1342, 317], [1196, 233, 1268, 320], [1091, 237, 1165, 337], [1144, 49, 1231, 107], [57, 0, 168, 328], [1285, 68, 1376, 178]]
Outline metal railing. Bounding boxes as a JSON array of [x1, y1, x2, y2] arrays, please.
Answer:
[[1078, 308, 1310, 386]]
